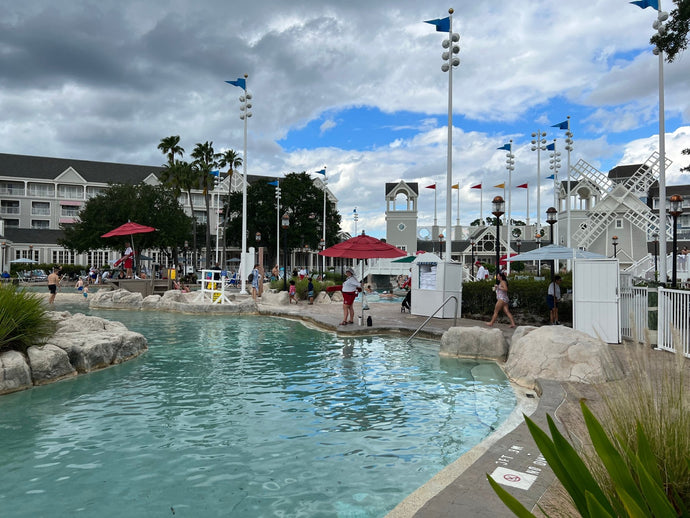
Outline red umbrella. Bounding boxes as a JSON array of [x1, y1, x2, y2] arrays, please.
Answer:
[[319, 232, 406, 259], [101, 221, 156, 238], [499, 252, 518, 266]]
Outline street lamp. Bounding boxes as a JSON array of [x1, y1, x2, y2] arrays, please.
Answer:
[[225, 73, 252, 294], [255, 232, 261, 265], [612, 235, 619, 258], [353, 207, 359, 236], [546, 206, 558, 281], [492, 196, 505, 273], [504, 141, 515, 274], [184, 240, 189, 275], [438, 233, 444, 260], [515, 237, 521, 255], [652, 232, 659, 281], [531, 131, 547, 230], [281, 212, 290, 291], [548, 140, 561, 244], [470, 238, 476, 278], [669, 194, 684, 288], [1, 241, 5, 275]]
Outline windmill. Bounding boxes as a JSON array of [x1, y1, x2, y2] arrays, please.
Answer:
[[570, 152, 673, 251]]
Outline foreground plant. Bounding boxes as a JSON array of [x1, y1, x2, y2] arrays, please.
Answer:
[[488, 401, 690, 517], [0, 284, 54, 354]]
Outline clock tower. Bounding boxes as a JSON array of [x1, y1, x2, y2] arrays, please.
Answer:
[[385, 181, 418, 254]]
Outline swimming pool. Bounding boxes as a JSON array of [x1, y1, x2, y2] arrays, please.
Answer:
[[0, 308, 515, 517]]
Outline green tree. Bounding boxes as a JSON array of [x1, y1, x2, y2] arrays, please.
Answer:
[[218, 149, 243, 260], [224, 172, 342, 265], [59, 184, 192, 263], [651, 0, 690, 63], [157, 135, 185, 166], [159, 159, 199, 266], [191, 141, 220, 267]]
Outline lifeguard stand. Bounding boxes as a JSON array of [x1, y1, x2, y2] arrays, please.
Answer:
[[194, 269, 233, 304]]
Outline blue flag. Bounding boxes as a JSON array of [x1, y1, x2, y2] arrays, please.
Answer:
[[546, 174, 555, 180], [225, 78, 246, 90], [497, 143, 511, 151], [424, 16, 451, 32], [546, 143, 555, 151], [630, 0, 659, 9], [551, 120, 569, 130], [210, 170, 220, 177], [268, 180, 279, 186], [314, 169, 326, 175]]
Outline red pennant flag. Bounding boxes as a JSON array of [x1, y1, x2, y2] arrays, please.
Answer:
[[425, 184, 436, 189], [516, 183, 528, 189], [470, 183, 482, 189]]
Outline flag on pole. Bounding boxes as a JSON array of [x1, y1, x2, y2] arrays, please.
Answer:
[[497, 143, 511, 151], [546, 174, 555, 180], [630, 0, 659, 9], [494, 183, 505, 189], [546, 142, 555, 151], [225, 78, 246, 90], [451, 183, 459, 189], [314, 169, 326, 175], [425, 184, 437, 189], [470, 183, 482, 189], [516, 183, 528, 189], [424, 16, 451, 32], [268, 180, 279, 186], [551, 120, 568, 130], [210, 170, 220, 177]]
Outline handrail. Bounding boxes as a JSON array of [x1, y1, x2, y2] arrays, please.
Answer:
[[406, 295, 458, 344]]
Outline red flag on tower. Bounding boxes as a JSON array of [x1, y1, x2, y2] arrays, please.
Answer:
[[425, 184, 436, 189]]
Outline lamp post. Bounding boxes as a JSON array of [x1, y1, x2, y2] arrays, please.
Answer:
[[281, 212, 290, 291], [515, 237, 521, 255], [438, 233, 444, 260], [353, 207, 359, 236], [652, 232, 659, 281], [225, 73, 252, 294], [255, 232, 261, 266], [669, 194, 684, 288], [274, 181, 281, 268], [1, 241, 5, 275], [319, 238, 325, 279], [548, 140, 561, 245], [546, 207, 558, 281], [504, 141, 515, 274], [29, 244, 33, 262], [184, 240, 188, 275], [612, 235, 619, 258], [470, 238, 476, 278], [492, 196, 505, 273], [531, 131, 547, 231]]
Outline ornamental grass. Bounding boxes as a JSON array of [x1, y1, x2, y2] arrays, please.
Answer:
[[0, 283, 55, 354]]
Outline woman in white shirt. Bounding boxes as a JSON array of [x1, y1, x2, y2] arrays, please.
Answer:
[[341, 267, 361, 325]]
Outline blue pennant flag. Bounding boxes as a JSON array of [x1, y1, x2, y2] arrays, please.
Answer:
[[225, 77, 246, 90], [630, 0, 659, 9], [314, 169, 326, 175], [551, 120, 569, 130], [210, 170, 220, 177], [546, 174, 555, 180], [546, 143, 555, 151], [424, 16, 451, 32], [497, 143, 511, 151], [267, 180, 279, 186]]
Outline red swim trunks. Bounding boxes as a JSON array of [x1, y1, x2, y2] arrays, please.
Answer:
[[342, 291, 356, 305]]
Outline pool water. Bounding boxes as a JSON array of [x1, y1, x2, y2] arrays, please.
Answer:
[[0, 309, 515, 518]]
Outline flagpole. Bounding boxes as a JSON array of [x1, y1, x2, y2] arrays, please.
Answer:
[[506, 141, 514, 274], [322, 167, 327, 277], [434, 185, 438, 227], [480, 187, 483, 225], [655, 2, 668, 283], [456, 185, 460, 226], [444, 9, 454, 262]]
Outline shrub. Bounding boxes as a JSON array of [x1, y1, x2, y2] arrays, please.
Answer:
[[0, 284, 55, 354]]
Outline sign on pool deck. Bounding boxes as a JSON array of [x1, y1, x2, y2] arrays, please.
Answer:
[[488, 444, 547, 491]]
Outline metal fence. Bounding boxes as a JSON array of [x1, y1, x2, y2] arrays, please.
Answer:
[[620, 285, 649, 343], [658, 287, 690, 357]]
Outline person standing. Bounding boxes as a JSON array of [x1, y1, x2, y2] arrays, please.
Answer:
[[123, 243, 134, 278], [340, 267, 361, 325], [251, 264, 260, 301], [476, 262, 489, 280], [307, 276, 315, 305], [547, 275, 562, 325], [486, 272, 516, 328], [47, 267, 60, 304]]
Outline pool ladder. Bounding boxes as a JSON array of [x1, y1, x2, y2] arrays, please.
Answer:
[[406, 295, 458, 344]]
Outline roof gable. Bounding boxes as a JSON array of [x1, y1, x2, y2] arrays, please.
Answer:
[[54, 166, 86, 183]]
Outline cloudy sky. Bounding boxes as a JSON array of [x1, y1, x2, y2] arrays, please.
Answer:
[[1, 0, 689, 238]]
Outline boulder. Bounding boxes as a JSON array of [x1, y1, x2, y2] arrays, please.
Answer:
[[90, 289, 143, 309], [27, 344, 77, 385], [505, 325, 624, 389], [259, 290, 289, 306], [440, 326, 509, 361], [142, 294, 162, 309], [315, 291, 331, 304], [331, 291, 343, 303], [0, 350, 32, 395]]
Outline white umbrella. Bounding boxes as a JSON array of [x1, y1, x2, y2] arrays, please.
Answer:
[[506, 244, 605, 262], [10, 258, 38, 264]]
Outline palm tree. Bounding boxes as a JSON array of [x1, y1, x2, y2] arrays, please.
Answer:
[[218, 149, 243, 263], [157, 135, 184, 166], [191, 141, 219, 268], [159, 160, 198, 267]]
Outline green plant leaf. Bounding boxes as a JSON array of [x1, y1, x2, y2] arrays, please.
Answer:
[[581, 402, 649, 514], [486, 474, 536, 518], [584, 490, 616, 518], [617, 487, 654, 518], [631, 455, 677, 517], [634, 423, 663, 487]]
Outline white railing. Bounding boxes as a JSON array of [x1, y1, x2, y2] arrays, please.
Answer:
[[657, 287, 690, 357], [620, 286, 649, 343]]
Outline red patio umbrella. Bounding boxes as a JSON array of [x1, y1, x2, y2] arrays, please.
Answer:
[[319, 232, 407, 259], [499, 252, 518, 266], [102, 221, 156, 274]]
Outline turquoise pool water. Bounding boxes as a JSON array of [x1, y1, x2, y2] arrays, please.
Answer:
[[0, 309, 515, 518]]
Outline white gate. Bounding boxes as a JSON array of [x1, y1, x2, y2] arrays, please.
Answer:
[[573, 259, 621, 343]]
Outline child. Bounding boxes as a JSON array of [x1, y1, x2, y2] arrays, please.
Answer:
[[307, 277, 315, 305], [75, 277, 84, 291], [288, 280, 298, 304], [82, 285, 89, 298]]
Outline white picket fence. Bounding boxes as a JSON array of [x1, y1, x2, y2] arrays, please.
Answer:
[[620, 283, 690, 357]]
